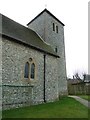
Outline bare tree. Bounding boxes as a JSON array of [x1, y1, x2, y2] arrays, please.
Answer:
[[73, 71, 87, 81], [74, 72, 81, 80]]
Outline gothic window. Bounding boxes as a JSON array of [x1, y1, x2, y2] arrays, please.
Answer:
[[53, 23, 55, 31], [24, 59, 36, 81], [24, 62, 29, 78], [30, 63, 35, 79]]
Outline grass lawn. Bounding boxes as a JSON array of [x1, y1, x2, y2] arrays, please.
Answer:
[[78, 95, 90, 101], [2, 97, 89, 118]]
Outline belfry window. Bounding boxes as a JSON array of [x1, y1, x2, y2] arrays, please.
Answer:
[[53, 23, 55, 31], [24, 62, 29, 78], [56, 25, 58, 33], [30, 63, 35, 79], [53, 23, 58, 33]]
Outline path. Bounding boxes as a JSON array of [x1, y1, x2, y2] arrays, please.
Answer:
[[69, 95, 90, 108]]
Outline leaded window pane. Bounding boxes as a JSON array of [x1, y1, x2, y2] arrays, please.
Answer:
[[24, 62, 29, 78], [30, 63, 35, 79]]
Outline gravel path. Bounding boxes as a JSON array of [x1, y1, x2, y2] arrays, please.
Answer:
[[68, 95, 90, 108]]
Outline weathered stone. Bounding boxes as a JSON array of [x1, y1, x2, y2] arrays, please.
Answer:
[[28, 10, 68, 96], [1, 9, 68, 110]]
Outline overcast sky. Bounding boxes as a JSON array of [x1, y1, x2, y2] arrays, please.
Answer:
[[0, 0, 88, 78]]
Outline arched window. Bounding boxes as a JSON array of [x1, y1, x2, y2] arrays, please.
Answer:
[[24, 62, 29, 78], [30, 63, 35, 79]]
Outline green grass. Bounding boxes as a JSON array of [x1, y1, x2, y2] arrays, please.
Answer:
[[78, 95, 90, 101], [2, 97, 89, 118]]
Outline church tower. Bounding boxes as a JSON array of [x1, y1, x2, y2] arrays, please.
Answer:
[[27, 9, 67, 96]]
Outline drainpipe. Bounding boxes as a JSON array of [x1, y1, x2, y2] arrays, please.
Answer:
[[44, 54, 46, 102]]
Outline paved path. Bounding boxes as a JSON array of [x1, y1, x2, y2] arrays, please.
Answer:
[[68, 95, 90, 108]]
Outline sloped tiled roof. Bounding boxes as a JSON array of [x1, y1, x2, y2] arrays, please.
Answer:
[[0, 13, 59, 58]]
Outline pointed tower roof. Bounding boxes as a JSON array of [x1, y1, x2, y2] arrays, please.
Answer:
[[27, 9, 65, 26]]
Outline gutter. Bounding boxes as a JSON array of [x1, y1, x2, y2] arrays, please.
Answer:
[[43, 54, 46, 102]]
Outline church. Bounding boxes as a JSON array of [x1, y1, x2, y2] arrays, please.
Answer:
[[0, 9, 67, 110]]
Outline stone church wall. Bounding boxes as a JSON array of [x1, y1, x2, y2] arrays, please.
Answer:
[[0, 36, 2, 112], [2, 38, 44, 109], [45, 55, 59, 102], [28, 11, 68, 96], [45, 13, 67, 95], [2, 37, 59, 109], [28, 12, 46, 40]]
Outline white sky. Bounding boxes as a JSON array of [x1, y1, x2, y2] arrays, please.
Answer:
[[0, 0, 88, 78]]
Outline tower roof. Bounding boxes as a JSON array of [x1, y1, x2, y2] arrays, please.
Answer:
[[27, 9, 65, 26]]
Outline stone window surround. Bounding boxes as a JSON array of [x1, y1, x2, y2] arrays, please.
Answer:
[[24, 58, 37, 83]]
